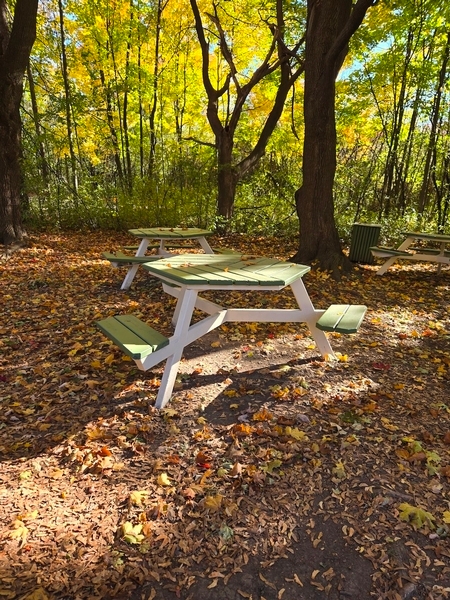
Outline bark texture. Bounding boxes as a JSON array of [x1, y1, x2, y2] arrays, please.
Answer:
[[292, 0, 376, 276], [0, 0, 38, 246]]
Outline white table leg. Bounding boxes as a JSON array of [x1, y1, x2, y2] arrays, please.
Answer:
[[290, 279, 335, 359], [155, 288, 198, 409], [198, 236, 214, 254], [121, 238, 149, 290], [375, 256, 399, 276]]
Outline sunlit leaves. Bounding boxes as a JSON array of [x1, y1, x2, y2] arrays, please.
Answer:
[[398, 503, 435, 531]]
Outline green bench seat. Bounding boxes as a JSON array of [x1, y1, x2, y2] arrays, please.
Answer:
[[123, 244, 196, 251], [408, 248, 450, 257], [316, 304, 367, 334], [370, 246, 411, 258], [96, 315, 169, 360], [123, 245, 237, 255], [102, 251, 161, 266]]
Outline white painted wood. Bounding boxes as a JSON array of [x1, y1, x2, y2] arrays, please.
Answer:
[[374, 233, 450, 275]]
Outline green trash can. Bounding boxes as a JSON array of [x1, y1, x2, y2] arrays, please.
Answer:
[[349, 223, 381, 264]]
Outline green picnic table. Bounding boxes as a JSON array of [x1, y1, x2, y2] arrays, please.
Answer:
[[103, 227, 214, 289], [97, 254, 367, 409]]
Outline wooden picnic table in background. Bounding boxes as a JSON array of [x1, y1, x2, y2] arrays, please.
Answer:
[[102, 227, 215, 289], [371, 231, 450, 275]]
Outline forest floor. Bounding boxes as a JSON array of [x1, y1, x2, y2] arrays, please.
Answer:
[[1, 231, 450, 600]]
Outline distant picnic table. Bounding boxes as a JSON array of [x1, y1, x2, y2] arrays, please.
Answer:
[[102, 227, 215, 289], [371, 231, 450, 275]]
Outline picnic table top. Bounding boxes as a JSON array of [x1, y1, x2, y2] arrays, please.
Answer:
[[142, 253, 310, 287], [402, 231, 450, 242], [128, 227, 213, 239]]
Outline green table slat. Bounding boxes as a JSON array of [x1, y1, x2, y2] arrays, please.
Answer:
[[142, 255, 311, 287], [128, 227, 212, 239], [402, 232, 450, 242]]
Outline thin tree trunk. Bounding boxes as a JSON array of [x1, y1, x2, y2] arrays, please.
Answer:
[[26, 61, 50, 196], [123, 0, 133, 193], [148, 0, 164, 176], [99, 66, 125, 185], [0, 0, 38, 246], [418, 32, 450, 215], [58, 0, 78, 195]]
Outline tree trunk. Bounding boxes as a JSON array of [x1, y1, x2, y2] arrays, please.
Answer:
[[58, 0, 78, 195], [0, 0, 38, 246], [292, 0, 375, 276], [417, 32, 450, 216], [216, 129, 237, 220]]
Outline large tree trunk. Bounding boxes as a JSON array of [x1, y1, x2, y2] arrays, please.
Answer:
[[217, 129, 237, 220], [291, 0, 375, 276], [0, 0, 38, 246]]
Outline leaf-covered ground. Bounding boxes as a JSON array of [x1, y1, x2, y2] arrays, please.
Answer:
[[1, 231, 450, 600]]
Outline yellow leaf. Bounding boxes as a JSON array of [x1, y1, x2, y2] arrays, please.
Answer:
[[210, 341, 221, 348], [204, 494, 223, 511], [398, 503, 435, 530], [286, 427, 309, 441], [130, 491, 148, 505], [332, 460, 346, 479], [21, 588, 50, 600], [9, 520, 28, 543], [49, 468, 65, 479], [104, 354, 115, 365], [262, 459, 282, 473], [68, 342, 83, 356], [121, 521, 145, 543], [157, 472, 172, 486], [443, 511, 450, 524], [90, 360, 102, 369]]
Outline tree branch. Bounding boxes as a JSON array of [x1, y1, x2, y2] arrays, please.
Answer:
[[182, 136, 216, 149], [327, 0, 377, 68]]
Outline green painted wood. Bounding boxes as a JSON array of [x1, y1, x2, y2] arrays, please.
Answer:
[[370, 247, 411, 257], [212, 247, 238, 254], [409, 248, 440, 255], [128, 227, 212, 239], [96, 315, 169, 360], [102, 252, 161, 264], [409, 248, 450, 257], [316, 304, 367, 334], [402, 231, 450, 242], [123, 243, 197, 251], [143, 255, 310, 286]]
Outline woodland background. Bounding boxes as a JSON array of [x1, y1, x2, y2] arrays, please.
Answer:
[[21, 0, 450, 243]]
